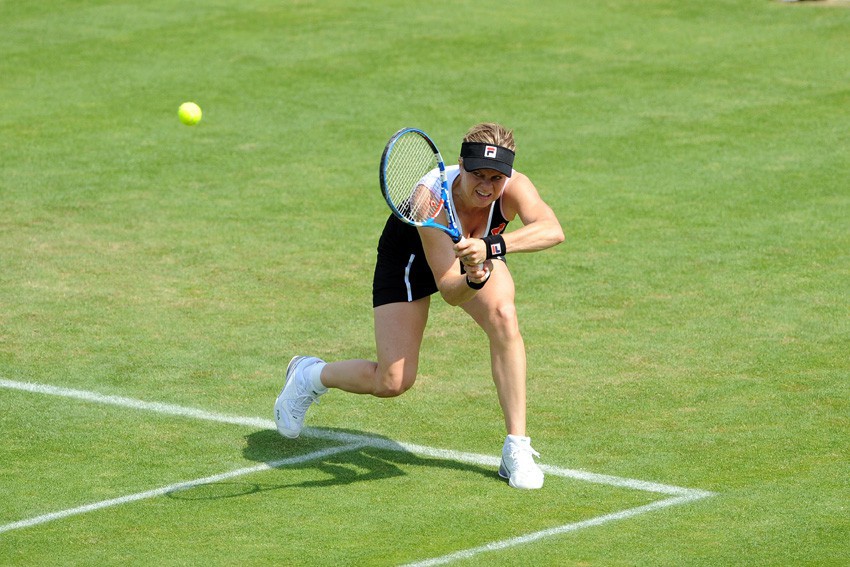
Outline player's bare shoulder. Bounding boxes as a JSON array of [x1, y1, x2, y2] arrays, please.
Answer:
[[501, 170, 541, 218]]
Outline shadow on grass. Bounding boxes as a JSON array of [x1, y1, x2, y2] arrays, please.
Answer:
[[166, 428, 502, 500]]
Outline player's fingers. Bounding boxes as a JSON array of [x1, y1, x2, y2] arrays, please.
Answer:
[[466, 263, 488, 282]]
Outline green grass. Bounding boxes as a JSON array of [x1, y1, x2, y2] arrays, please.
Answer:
[[1, 0, 848, 565]]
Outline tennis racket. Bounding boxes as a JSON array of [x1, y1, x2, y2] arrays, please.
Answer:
[[380, 127, 464, 241], [380, 128, 484, 273]]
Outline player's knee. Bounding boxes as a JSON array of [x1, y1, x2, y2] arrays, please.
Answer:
[[373, 368, 415, 398], [488, 302, 520, 341], [373, 381, 413, 398]]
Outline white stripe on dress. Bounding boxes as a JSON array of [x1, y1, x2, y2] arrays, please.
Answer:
[[404, 253, 415, 302]]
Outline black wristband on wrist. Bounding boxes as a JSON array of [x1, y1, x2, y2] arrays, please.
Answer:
[[482, 234, 506, 259], [465, 275, 487, 290]]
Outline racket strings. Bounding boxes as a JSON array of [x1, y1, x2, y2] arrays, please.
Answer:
[[385, 134, 442, 223]]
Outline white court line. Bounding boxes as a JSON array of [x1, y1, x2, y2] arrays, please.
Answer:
[[0, 378, 715, 563], [0, 378, 271, 430], [0, 378, 706, 496], [402, 493, 706, 567], [0, 442, 365, 535]]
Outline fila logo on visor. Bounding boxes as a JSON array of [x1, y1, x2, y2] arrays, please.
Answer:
[[484, 145, 498, 158]]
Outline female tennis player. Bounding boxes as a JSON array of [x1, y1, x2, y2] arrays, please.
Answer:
[[275, 123, 565, 489]]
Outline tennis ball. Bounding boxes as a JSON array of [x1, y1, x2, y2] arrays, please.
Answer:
[[178, 102, 202, 126]]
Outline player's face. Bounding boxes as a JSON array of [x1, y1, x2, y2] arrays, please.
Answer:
[[458, 165, 509, 207]]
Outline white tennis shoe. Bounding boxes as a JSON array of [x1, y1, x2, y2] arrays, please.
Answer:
[[498, 435, 545, 489], [274, 356, 324, 439]]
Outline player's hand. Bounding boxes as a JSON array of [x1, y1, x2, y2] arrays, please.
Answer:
[[465, 259, 492, 284], [454, 238, 485, 266]]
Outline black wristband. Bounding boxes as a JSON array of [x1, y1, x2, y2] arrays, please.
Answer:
[[465, 272, 489, 290], [482, 234, 506, 259]]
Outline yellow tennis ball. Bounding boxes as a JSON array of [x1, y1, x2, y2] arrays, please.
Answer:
[[178, 102, 202, 126]]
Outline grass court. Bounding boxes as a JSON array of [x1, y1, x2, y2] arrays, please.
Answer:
[[1, 1, 848, 565]]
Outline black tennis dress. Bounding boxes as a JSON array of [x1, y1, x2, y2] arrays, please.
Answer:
[[372, 165, 511, 307]]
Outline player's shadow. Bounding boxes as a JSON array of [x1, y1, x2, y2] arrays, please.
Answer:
[[166, 428, 502, 501]]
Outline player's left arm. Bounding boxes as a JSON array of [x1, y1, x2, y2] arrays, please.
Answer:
[[494, 172, 564, 254]]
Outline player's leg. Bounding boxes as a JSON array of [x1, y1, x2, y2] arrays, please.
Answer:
[[318, 297, 430, 397], [276, 214, 433, 436], [460, 261, 526, 435], [274, 298, 429, 438], [461, 261, 544, 489]]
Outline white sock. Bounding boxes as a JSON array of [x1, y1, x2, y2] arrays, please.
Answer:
[[505, 434, 530, 447], [307, 362, 328, 395]]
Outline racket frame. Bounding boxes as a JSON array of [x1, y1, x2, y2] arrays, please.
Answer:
[[380, 127, 464, 243]]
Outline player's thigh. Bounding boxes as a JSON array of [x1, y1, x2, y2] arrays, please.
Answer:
[[373, 297, 430, 386], [461, 261, 518, 335]]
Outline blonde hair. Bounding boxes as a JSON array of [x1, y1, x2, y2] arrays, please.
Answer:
[[462, 122, 516, 152]]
